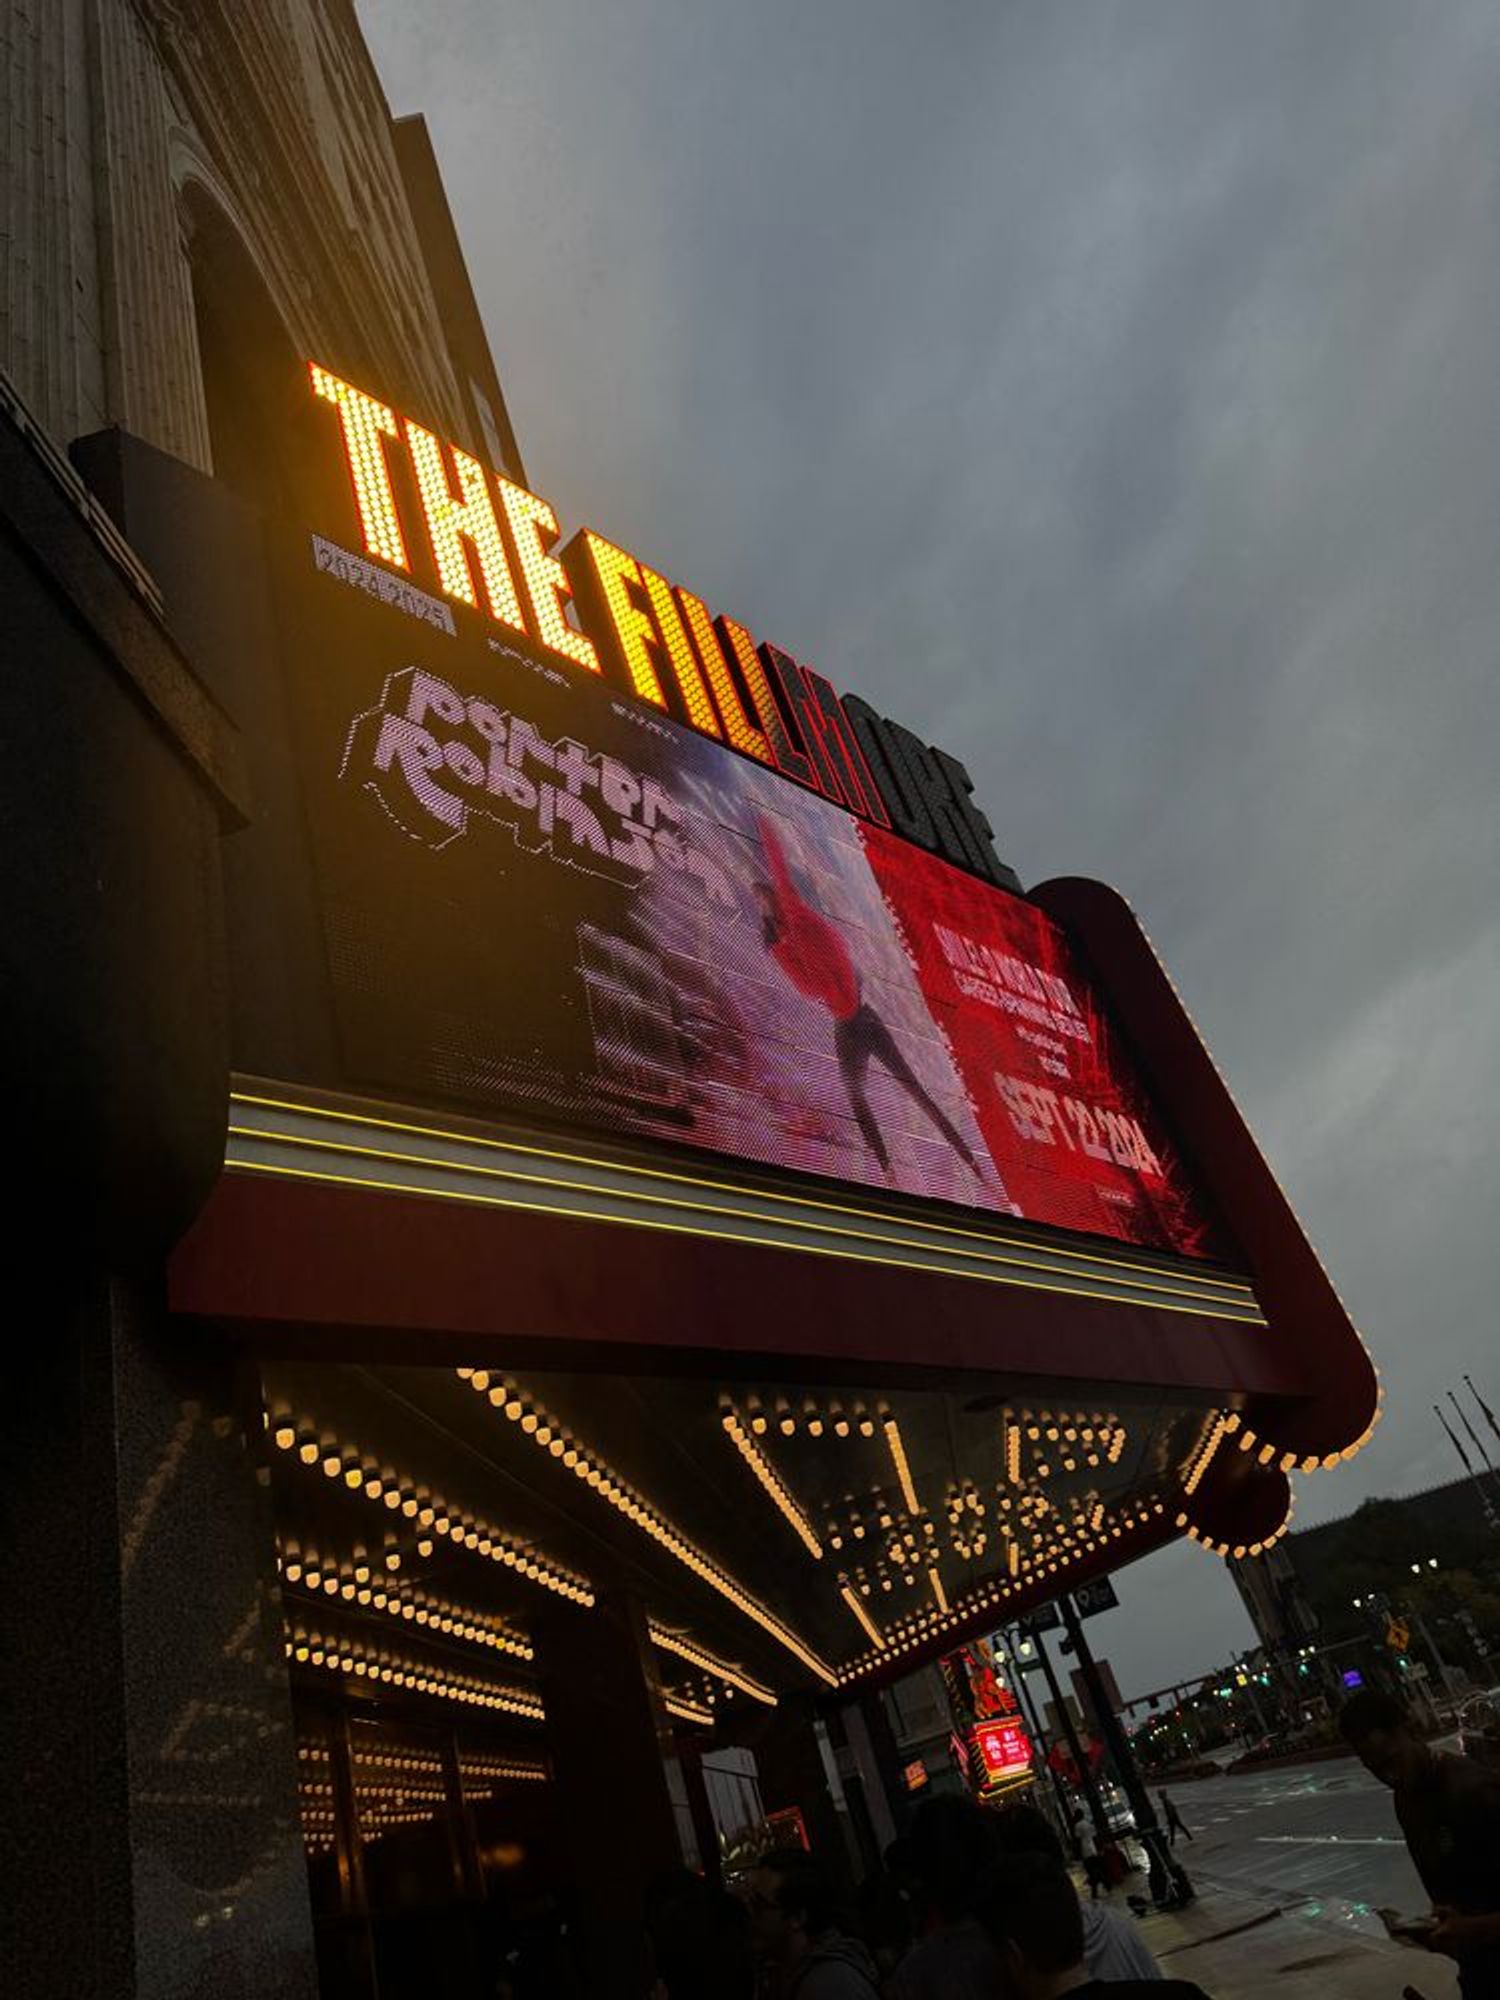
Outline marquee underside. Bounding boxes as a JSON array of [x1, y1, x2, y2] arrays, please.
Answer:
[[170, 1080, 1336, 1709]]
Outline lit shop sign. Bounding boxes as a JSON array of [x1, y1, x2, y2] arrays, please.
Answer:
[[974, 1720, 1032, 1786], [309, 362, 1015, 890]]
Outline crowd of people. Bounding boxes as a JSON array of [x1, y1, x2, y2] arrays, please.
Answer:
[[487, 1690, 1500, 1998], [643, 1795, 1213, 2000], [634, 1686, 1500, 1998]]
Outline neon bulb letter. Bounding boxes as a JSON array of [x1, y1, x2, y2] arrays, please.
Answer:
[[403, 421, 526, 629], [639, 567, 722, 737], [310, 361, 408, 570], [497, 479, 601, 675], [720, 618, 815, 787], [676, 590, 774, 765], [565, 532, 664, 705]]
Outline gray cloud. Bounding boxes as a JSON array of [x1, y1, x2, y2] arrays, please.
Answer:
[[359, 0, 1500, 1696]]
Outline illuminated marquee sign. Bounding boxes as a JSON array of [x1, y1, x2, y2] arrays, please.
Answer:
[[309, 362, 1018, 893], [275, 360, 1226, 1258]]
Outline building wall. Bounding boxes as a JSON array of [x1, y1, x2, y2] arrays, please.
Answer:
[[0, 0, 486, 471], [1229, 1542, 1316, 1653], [0, 10, 516, 1995]]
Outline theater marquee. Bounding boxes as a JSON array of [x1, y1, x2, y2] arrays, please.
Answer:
[[284, 359, 1225, 1258]]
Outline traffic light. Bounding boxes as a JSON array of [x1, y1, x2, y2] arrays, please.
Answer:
[[1396, 1654, 1411, 1673]]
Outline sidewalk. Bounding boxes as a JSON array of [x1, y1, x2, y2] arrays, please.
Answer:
[[1099, 1869, 1461, 1998]]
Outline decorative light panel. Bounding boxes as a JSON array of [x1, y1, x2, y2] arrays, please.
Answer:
[[266, 1405, 593, 1604], [456, 1372, 836, 1685]]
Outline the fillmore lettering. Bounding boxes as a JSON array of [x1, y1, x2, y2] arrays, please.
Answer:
[[310, 360, 1019, 891]]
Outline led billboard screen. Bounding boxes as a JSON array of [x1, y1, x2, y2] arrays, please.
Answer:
[[272, 527, 1224, 1259]]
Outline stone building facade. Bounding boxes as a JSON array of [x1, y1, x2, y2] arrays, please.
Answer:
[[1, 0, 520, 479], [2, 9, 521, 1997]]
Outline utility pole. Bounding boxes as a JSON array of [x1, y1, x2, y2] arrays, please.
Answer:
[[1060, 1593, 1191, 1907], [1005, 1627, 1074, 1833], [1030, 1619, 1111, 1847], [1234, 1669, 1270, 1740], [1407, 1603, 1463, 1701]]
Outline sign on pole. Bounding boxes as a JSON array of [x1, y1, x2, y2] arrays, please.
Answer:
[[1017, 1603, 1062, 1636], [1071, 1578, 1120, 1618]]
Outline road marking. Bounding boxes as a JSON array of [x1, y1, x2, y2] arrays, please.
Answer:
[[1255, 1835, 1403, 1847]]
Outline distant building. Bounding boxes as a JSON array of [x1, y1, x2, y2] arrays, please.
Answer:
[[884, 1663, 968, 1798]]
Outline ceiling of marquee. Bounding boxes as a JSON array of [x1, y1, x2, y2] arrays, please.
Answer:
[[262, 1357, 1224, 1729]]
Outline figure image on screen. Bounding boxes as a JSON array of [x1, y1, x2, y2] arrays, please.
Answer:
[[751, 815, 988, 1191]]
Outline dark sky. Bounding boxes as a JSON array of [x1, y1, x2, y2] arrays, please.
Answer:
[[359, 0, 1500, 1698]]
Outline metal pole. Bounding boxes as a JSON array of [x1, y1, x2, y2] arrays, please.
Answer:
[[1408, 1605, 1463, 1702], [1449, 1390, 1500, 1496], [1031, 1621, 1110, 1846], [1006, 1628, 1073, 1832], [1233, 1671, 1270, 1740], [1465, 1375, 1500, 1449], [1435, 1404, 1500, 1532], [1060, 1593, 1191, 1907]]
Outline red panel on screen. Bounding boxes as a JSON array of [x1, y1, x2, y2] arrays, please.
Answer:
[[862, 827, 1222, 1258]]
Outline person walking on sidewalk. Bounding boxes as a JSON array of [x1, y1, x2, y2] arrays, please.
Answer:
[[1158, 1791, 1192, 1846], [1340, 1688, 1500, 1999]]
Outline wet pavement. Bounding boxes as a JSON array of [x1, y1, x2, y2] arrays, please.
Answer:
[[1111, 1752, 1464, 1996], [1166, 1752, 1433, 1930]]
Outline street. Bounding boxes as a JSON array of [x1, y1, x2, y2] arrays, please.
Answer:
[[1099, 1753, 1466, 1997], [1164, 1753, 1435, 1927]]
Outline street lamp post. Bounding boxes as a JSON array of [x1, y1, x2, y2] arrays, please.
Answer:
[[1030, 1620, 1112, 1849], [1003, 1628, 1075, 1833]]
